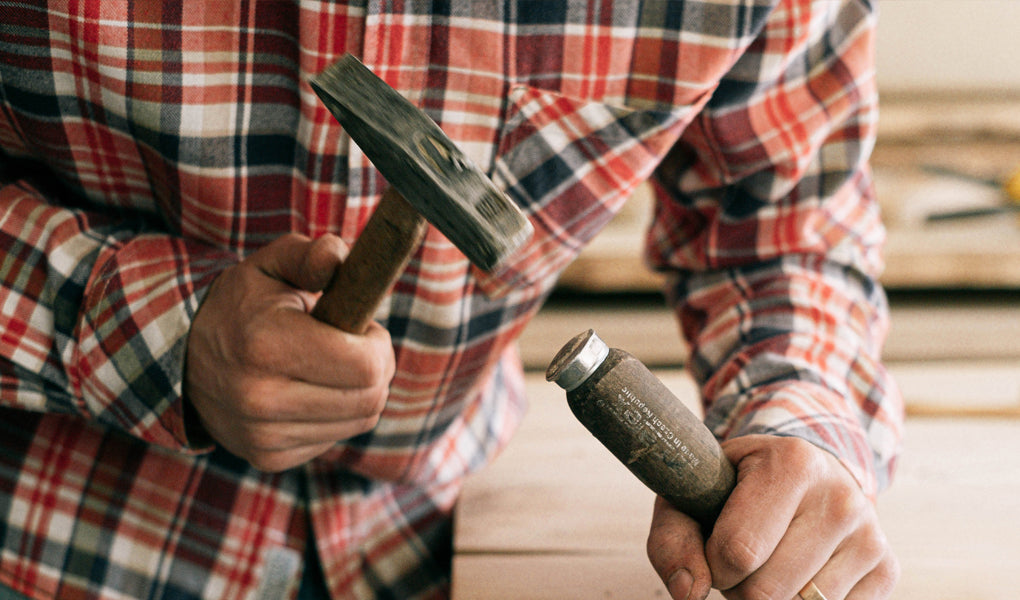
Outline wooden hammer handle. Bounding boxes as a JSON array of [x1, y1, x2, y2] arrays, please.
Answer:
[[311, 188, 428, 334]]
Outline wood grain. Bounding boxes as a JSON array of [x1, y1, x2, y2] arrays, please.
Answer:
[[452, 372, 1020, 600], [312, 189, 428, 333]]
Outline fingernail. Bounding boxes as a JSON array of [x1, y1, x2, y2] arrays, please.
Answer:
[[666, 568, 694, 600]]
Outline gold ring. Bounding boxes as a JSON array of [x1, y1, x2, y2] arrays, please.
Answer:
[[798, 580, 829, 600]]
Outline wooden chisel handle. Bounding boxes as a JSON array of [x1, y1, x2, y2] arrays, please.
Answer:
[[551, 331, 827, 599], [311, 188, 428, 334], [548, 330, 737, 528]]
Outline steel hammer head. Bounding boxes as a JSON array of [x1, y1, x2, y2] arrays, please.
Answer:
[[310, 54, 533, 271]]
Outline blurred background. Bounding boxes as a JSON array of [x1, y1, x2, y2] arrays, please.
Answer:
[[454, 2, 1020, 598]]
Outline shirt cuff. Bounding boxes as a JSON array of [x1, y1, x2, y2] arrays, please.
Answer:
[[705, 380, 883, 501]]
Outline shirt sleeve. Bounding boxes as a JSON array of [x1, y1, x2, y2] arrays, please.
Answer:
[[0, 164, 233, 452], [645, 0, 903, 499]]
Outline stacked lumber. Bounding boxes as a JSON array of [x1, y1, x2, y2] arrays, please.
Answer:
[[556, 97, 1020, 292]]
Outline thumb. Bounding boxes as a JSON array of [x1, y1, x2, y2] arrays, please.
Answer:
[[647, 495, 714, 600], [250, 233, 349, 292]]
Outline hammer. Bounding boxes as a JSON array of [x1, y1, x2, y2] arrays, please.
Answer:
[[307, 54, 533, 333]]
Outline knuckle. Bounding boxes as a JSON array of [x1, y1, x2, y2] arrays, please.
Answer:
[[857, 522, 894, 567], [241, 423, 286, 453], [349, 347, 395, 390], [247, 453, 291, 473], [368, 389, 389, 415], [645, 526, 679, 569], [823, 486, 862, 527], [310, 233, 346, 262], [819, 475, 870, 531], [301, 236, 343, 291], [234, 260, 268, 294], [264, 232, 309, 259], [645, 538, 685, 584], [645, 525, 669, 563], [709, 529, 767, 577], [353, 414, 381, 436], [234, 380, 278, 419], [875, 551, 901, 592], [236, 321, 276, 369], [861, 533, 890, 568], [782, 436, 822, 473], [350, 389, 388, 420], [334, 415, 380, 441], [363, 352, 390, 387], [645, 499, 702, 569]]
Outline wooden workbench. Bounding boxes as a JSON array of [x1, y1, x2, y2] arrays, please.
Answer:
[[453, 288, 1020, 598], [452, 370, 1020, 600]]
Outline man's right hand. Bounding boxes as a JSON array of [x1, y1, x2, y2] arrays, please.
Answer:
[[184, 233, 395, 472]]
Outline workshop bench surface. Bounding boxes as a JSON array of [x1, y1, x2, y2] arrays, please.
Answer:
[[452, 370, 1020, 600]]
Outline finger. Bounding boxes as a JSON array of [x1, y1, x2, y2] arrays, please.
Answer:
[[299, 233, 349, 292], [707, 436, 810, 590], [191, 380, 382, 472], [808, 521, 894, 600], [845, 549, 899, 600], [236, 412, 382, 454], [235, 372, 389, 424], [724, 503, 841, 599], [241, 440, 340, 473], [718, 437, 881, 600], [647, 496, 714, 600], [249, 233, 349, 293], [242, 308, 395, 389]]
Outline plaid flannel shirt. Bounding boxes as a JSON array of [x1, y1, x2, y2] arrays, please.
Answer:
[[0, 1, 902, 598]]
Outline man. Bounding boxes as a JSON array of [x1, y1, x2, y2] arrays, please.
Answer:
[[0, 1, 901, 598]]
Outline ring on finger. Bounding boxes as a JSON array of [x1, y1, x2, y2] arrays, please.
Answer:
[[798, 580, 829, 600]]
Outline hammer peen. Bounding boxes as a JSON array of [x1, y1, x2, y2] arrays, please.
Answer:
[[308, 54, 533, 334]]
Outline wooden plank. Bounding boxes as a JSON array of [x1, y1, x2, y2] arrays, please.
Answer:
[[875, 2, 1020, 95], [454, 373, 699, 555], [875, 97, 1020, 145], [883, 298, 1020, 363], [517, 299, 688, 370], [891, 361, 1020, 417], [559, 218, 1020, 291], [453, 373, 1020, 600], [556, 134, 1020, 294], [875, 417, 1020, 600], [452, 373, 701, 599], [518, 294, 1020, 371], [452, 555, 725, 600], [882, 225, 1020, 289]]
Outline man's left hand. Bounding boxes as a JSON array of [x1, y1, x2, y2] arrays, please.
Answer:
[[646, 435, 899, 600]]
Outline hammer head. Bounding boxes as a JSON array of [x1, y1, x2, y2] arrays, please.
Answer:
[[311, 54, 533, 272]]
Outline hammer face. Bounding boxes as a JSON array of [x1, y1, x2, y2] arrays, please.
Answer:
[[311, 54, 533, 271]]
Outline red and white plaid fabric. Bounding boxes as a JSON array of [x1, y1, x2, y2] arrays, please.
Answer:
[[0, 1, 902, 598]]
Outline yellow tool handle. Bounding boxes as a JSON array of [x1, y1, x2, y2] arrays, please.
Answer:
[[1004, 166, 1020, 204]]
